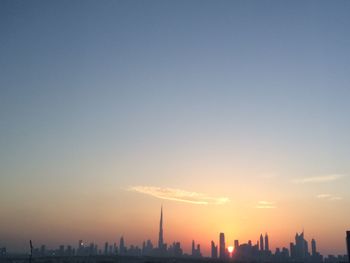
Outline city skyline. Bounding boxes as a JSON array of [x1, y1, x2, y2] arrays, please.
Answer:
[[1, 0, 350, 259], [0, 206, 348, 258]]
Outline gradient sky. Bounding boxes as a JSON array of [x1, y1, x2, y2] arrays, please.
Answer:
[[1, 0, 350, 256]]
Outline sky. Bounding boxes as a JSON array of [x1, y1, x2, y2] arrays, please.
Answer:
[[1, 0, 350, 256]]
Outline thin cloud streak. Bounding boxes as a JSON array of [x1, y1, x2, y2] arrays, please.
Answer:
[[316, 194, 331, 198], [128, 186, 229, 205], [316, 194, 343, 201], [329, 196, 343, 201], [255, 201, 276, 209], [293, 174, 345, 184]]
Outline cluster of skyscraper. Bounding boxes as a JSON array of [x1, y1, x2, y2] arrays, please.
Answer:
[[1, 208, 350, 263], [210, 232, 271, 261], [209, 231, 349, 263], [289, 232, 322, 262]]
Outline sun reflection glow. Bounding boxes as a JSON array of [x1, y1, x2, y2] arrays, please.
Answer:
[[228, 245, 234, 253]]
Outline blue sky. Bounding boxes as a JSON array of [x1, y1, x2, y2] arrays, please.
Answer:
[[1, 0, 350, 254]]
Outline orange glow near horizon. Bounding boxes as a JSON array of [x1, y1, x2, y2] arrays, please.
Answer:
[[228, 246, 234, 253]]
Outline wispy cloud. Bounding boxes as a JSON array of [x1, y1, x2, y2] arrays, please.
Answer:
[[255, 201, 276, 209], [316, 194, 343, 201], [329, 196, 343, 201], [316, 194, 331, 199], [128, 186, 229, 205], [293, 174, 345, 184]]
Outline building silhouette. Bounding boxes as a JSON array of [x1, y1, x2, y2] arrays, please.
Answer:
[[291, 231, 309, 261], [260, 234, 264, 251], [119, 236, 126, 255], [104, 242, 108, 255], [0, 207, 344, 263], [142, 240, 153, 256], [158, 206, 164, 250], [168, 241, 182, 257], [77, 240, 84, 255], [40, 245, 46, 256], [290, 242, 295, 259], [347, 231, 350, 263], [311, 238, 316, 257], [211, 241, 218, 258], [234, 240, 239, 251], [264, 233, 269, 252], [191, 240, 201, 258], [219, 233, 226, 259]]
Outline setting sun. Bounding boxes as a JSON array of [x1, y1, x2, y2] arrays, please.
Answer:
[[228, 246, 234, 254]]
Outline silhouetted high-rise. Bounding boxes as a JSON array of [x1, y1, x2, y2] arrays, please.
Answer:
[[219, 233, 226, 259], [264, 233, 269, 252], [191, 240, 201, 258], [104, 242, 108, 255], [260, 234, 264, 251], [158, 206, 164, 250], [346, 231, 350, 263], [295, 232, 307, 260], [234, 240, 239, 250], [311, 238, 316, 257], [119, 236, 126, 255], [211, 241, 218, 259]]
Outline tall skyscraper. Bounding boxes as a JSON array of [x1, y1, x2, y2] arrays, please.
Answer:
[[264, 233, 269, 252], [295, 232, 307, 260], [211, 241, 218, 258], [290, 242, 296, 259], [40, 245, 46, 256], [78, 240, 84, 255], [260, 234, 264, 251], [346, 231, 350, 263], [234, 240, 239, 250], [104, 242, 109, 255], [311, 239, 316, 257], [191, 241, 201, 258], [119, 236, 126, 255], [158, 206, 164, 250], [219, 233, 226, 259]]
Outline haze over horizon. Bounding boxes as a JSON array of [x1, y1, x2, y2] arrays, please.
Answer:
[[1, 0, 350, 257]]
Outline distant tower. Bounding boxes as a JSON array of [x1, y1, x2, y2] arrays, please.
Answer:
[[295, 231, 306, 260], [104, 242, 109, 255], [158, 206, 164, 250], [346, 231, 350, 263], [264, 233, 269, 251], [234, 240, 239, 250], [219, 233, 226, 259], [311, 239, 316, 257], [211, 241, 218, 258], [290, 242, 296, 259], [260, 234, 264, 251], [197, 244, 201, 257], [119, 236, 125, 255], [78, 240, 84, 255]]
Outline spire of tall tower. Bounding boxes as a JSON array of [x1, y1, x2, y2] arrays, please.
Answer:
[[158, 205, 164, 250], [264, 233, 269, 252]]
